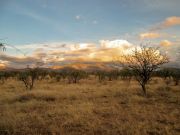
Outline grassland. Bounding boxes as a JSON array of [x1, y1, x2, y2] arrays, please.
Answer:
[[0, 78, 179, 135]]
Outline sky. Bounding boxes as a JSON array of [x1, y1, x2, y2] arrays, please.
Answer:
[[0, 0, 180, 68]]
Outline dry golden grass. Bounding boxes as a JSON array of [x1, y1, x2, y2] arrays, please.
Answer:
[[0, 78, 179, 135]]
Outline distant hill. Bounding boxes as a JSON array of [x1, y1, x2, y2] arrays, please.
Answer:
[[1, 61, 179, 72], [51, 62, 118, 71]]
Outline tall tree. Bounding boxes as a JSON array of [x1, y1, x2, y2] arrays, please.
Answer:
[[121, 46, 169, 96]]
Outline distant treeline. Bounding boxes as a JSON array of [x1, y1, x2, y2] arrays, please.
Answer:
[[0, 67, 179, 90]]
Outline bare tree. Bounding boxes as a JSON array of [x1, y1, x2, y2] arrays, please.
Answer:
[[67, 69, 87, 83], [121, 46, 169, 96], [18, 68, 40, 90]]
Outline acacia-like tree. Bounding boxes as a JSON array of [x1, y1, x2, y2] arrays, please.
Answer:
[[121, 46, 169, 96], [67, 69, 87, 83], [18, 68, 40, 90]]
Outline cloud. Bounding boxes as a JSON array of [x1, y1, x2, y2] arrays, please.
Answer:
[[140, 32, 160, 39], [13, 42, 72, 54], [100, 40, 132, 48], [152, 16, 180, 31], [0, 54, 43, 68], [160, 42, 180, 67], [2, 40, 136, 68], [0, 64, 6, 69], [69, 43, 96, 51], [50, 40, 134, 62], [75, 15, 81, 20], [3, 39, 180, 68], [0, 61, 6, 69], [160, 40, 173, 47]]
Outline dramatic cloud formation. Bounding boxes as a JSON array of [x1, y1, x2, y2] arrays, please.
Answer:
[[1, 37, 179, 69], [0, 40, 136, 68], [152, 16, 180, 31], [140, 32, 161, 39]]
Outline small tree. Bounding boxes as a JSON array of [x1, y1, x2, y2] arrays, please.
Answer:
[[158, 68, 172, 85], [172, 68, 180, 85], [0, 71, 7, 84], [96, 70, 106, 82], [67, 69, 87, 83], [106, 70, 119, 81], [119, 67, 133, 81], [18, 71, 30, 89], [121, 46, 168, 96], [18, 68, 40, 90]]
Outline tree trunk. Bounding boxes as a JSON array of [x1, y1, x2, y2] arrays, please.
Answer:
[[141, 83, 147, 96], [30, 79, 34, 90], [22, 80, 28, 90], [74, 78, 77, 83]]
